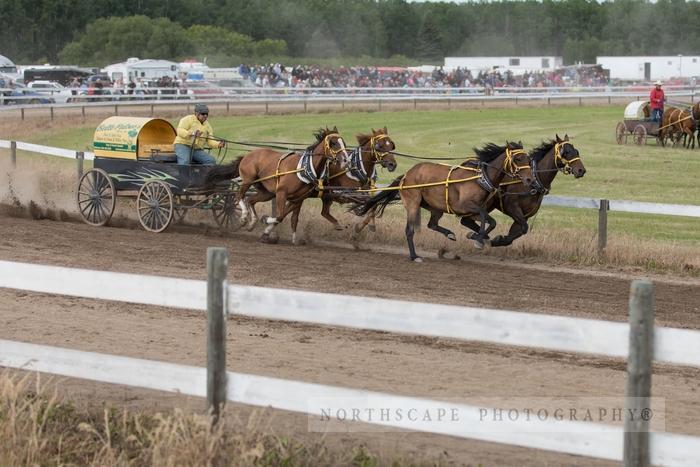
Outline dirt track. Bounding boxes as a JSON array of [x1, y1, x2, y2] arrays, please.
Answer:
[[1, 212, 699, 465]]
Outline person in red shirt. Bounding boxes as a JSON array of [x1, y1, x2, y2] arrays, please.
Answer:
[[650, 80, 665, 122]]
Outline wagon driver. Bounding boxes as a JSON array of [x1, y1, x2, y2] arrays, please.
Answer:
[[173, 103, 224, 165], [649, 80, 665, 123]]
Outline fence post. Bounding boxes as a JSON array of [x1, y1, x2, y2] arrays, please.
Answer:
[[378, 99, 382, 111], [81, 106, 85, 122], [207, 247, 228, 424], [265, 101, 269, 114], [10, 141, 17, 167], [76, 151, 84, 179], [226, 101, 230, 114], [21, 108, 25, 120], [597, 199, 609, 254], [304, 100, 307, 113], [624, 280, 654, 467], [50, 106, 54, 121]]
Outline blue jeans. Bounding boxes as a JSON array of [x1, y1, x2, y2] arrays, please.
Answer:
[[651, 108, 663, 123], [174, 143, 215, 165]]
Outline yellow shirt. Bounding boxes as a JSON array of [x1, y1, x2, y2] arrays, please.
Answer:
[[173, 114, 217, 149]]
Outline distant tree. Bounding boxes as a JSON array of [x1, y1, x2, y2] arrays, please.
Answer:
[[58, 16, 193, 66], [415, 13, 442, 61]]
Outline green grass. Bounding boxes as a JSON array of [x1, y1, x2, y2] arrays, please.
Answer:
[[7, 105, 700, 253]]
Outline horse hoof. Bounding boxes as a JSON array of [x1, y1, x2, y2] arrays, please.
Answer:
[[260, 234, 278, 244], [447, 233, 456, 241], [368, 224, 376, 232], [437, 247, 446, 259], [472, 239, 484, 250], [334, 224, 345, 231], [260, 215, 268, 225], [412, 257, 424, 263]]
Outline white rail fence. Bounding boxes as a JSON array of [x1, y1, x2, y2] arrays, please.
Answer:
[[1, 86, 697, 121], [1, 139, 698, 254], [1, 255, 699, 466]]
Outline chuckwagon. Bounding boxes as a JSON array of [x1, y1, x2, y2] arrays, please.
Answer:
[[77, 116, 241, 232], [615, 100, 661, 145]]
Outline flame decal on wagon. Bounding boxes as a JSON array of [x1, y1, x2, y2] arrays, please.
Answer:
[[109, 169, 179, 189]]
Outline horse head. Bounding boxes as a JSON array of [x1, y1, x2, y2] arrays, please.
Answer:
[[554, 134, 586, 178], [357, 127, 397, 172], [504, 140, 534, 187], [313, 126, 348, 165]]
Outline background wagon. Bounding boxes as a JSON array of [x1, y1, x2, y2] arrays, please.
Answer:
[[77, 116, 241, 232], [615, 100, 661, 145]]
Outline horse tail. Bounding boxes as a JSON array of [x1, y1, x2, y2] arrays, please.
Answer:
[[206, 157, 242, 185], [351, 175, 403, 217]]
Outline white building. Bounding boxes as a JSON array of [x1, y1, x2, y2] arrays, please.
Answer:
[[597, 56, 700, 82], [103, 57, 179, 83], [444, 56, 563, 74]]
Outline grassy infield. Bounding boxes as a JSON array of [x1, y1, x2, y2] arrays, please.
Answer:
[[2, 104, 699, 466], [14, 104, 700, 274]]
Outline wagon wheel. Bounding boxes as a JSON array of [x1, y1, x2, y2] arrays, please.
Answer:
[[615, 122, 627, 145], [76, 168, 116, 226], [633, 125, 646, 145], [137, 180, 174, 233], [211, 193, 243, 232]]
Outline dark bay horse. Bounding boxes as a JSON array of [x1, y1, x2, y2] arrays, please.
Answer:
[[461, 135, 586, 247], [206, 127, 348, 243], [352, 142, 533, 262]]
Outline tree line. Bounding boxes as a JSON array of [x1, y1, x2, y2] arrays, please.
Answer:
[[2, 0, 699, 67]]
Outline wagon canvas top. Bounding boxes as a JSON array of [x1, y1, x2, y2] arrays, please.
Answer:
[[624, 101, 649, 120], [93, 116, 176, 160]]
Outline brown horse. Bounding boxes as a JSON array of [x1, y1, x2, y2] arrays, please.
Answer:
[[352, 142, 534, 262], [286, 128, 398, 244], [461, 135, 586, 247], [660, 106, 683, 146], [206, 127, 349, 243], [676, 102, 700, 148]]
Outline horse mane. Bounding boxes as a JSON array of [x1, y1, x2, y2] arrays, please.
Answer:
[[308, 127, 337, 151], [472, 141, 522, 163], [529, 140, 557, 163]]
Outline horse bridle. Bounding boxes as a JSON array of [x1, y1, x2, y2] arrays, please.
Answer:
[[322, 133, 348, 164], [368, 134, 394, 162], [502, 147, 530, 177], [553, 141, 581, 175]]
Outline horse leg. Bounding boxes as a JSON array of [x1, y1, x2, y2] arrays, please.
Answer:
[[427, 209, 456, 241], [290, 202, 304, 245], [471, 207, 495, 250], [245, 189, 274, 231], [490, 208, 528, 247], [403, 201, 423, 262], [260, 191, 288, 243], [460, 215, 492, 240], [320, 197, 343, 230]]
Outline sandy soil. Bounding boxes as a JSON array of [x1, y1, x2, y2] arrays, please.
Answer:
[[1, 211, 699, 466]]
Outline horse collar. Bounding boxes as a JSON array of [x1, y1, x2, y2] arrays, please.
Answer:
[[345, 147, 370, 185], [476, 162, 498, 193], [297, 150, 328, 184], [530, 158, 550, 195]]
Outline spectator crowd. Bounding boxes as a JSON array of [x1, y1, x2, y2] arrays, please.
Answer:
[[237, 63, 609, 89]]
